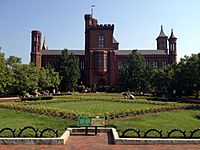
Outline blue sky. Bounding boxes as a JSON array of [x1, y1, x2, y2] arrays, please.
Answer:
[[0, 0, 200, 63]]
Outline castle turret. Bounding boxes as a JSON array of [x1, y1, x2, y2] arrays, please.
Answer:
[[156, 25, 168, 53], [168, 29, 177, 64], [42, 36, 48, 50], [30, 30, 42, 68]]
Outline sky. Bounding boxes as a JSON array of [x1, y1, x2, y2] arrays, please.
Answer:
[[0, 0, 200, 64]]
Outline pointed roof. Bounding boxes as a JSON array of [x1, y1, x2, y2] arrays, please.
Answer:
[[157, 25, 168, 38], [42, 37, 48, 50], [169, 29, 177, 39], [112, 36, 118, 43]]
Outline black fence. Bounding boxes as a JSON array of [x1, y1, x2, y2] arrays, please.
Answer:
[[117, 128, 200, 138], [0, 126, 60, 138]]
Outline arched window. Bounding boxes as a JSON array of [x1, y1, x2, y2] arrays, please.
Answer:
[[98, 35, 104, 48]]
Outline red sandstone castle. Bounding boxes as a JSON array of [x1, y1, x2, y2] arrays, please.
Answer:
[[30, 14, 177, 87]]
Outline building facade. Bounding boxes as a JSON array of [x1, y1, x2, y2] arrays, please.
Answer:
[[30, 14, 177, 87]]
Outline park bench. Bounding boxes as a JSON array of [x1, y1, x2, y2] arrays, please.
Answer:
[[77, 116, 105, 135]]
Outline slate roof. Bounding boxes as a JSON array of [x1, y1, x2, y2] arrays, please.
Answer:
[[112, 37, 119, 43], [157, 25, 168, 38], [114, 50, 166, 55], [169, 29, 177, 39], [42, 49, 166, 56], [41, 50, 85, 55]]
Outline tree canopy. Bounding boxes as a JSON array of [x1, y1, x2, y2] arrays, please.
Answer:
[[121, 50, 147, 93], [0, 52, 60, 96], [55, 49, 80, 92]]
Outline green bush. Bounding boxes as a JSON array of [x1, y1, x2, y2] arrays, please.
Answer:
[[40, 96, 53, 100], [146, 97, 168, 102], [53, 93, 72, 96], [196, 113, 200, 119], [21, 97, 40, 101], [21, 96, 53, 101]]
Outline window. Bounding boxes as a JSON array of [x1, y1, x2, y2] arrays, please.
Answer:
[[145, 61, 149, 66], [45, 61, 50, 68], [153, 61, 158, 67], [95, 52, 107, 69], [98, 35, 104, 48], [162, 61, 167, 67], [118, 61, 123, 70], [80, 61, 84, 70]]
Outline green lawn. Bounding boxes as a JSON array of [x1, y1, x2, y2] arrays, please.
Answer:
[[1, 93, 200, 138], [0, 108, 76, 137], [110, 110, 200, 137], [40, 101, 157, 114]]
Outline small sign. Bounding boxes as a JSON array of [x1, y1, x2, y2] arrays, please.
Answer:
[[77, 116, 105, 127], [91, 117, 105, 126], [77, 116, 91, 126]]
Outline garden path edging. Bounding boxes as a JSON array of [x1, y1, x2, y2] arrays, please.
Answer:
[[0, 130, 70, 145]]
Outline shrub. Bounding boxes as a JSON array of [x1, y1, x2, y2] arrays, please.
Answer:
[[21, 97, 40, 101], [146, 97, 168, 102], [21, 96, 53, 101], [196, 113, 200, 119], [40, 96, 53, 100]]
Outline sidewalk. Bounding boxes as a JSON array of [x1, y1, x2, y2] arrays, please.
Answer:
[[0, 133, 200, 150]]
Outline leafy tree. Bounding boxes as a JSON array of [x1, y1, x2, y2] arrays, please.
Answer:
[[55, 49, 80, 92], [6, 56, 22, 68], [121, 50, 146, 93], [174, 53, 200, 98], [151, 65, 175, 97], [38, 68, 60, 93], [12, 64, 39, 96], [0, 52, 7, 95]]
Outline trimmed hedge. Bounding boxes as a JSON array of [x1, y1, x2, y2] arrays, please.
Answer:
[[146, 97, 168, 102], [21, 96, 53, 101]]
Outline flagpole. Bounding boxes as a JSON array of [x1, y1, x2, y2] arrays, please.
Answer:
[[91, 5, 95, 16]]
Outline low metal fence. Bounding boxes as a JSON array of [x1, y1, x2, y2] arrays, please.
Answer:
[[0, 126, 59, 138], [117, 128, 200, 138]]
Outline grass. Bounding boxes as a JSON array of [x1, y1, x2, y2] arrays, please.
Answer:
[[0, 108, 76, 137], [110, 110, 200, 137], [40, 101, 157, 114], [1, 93, 199, 138]]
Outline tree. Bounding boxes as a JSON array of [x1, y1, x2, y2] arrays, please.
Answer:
[[121, 50, 146, 93], [0, 52, 7, 95], [38, 68, 60, 93], [12, 64, 40, 96], [174, 53, 200, 99], [55, 49, 80, 92], [6, 56, 22, 68], [151, 64, 175, 97]]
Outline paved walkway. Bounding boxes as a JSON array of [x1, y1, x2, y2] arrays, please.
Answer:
[[0, 133, 200, 150]]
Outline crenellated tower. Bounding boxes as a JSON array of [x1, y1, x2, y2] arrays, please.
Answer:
[[168, 29, 177, 64], [30, 30, 42, 68], [84, 14, 119, 87], [156, 25, 168, 53]]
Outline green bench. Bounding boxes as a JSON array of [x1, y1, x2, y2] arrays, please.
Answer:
[[77, 116, 105, 135]]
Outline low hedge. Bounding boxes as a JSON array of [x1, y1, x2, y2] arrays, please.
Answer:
[[21, 96, 53, 101], [146, 97, 168, 102]]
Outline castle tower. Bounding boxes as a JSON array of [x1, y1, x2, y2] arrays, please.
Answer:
[[30, 30, 42, 68], [168, 29, 177, 64], [156, 25, 168, 53], [84, 14, 118, 87]]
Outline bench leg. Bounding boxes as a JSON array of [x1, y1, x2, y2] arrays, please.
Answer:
[[85, 127, 88, 135], [95, 127, 97, 135]]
